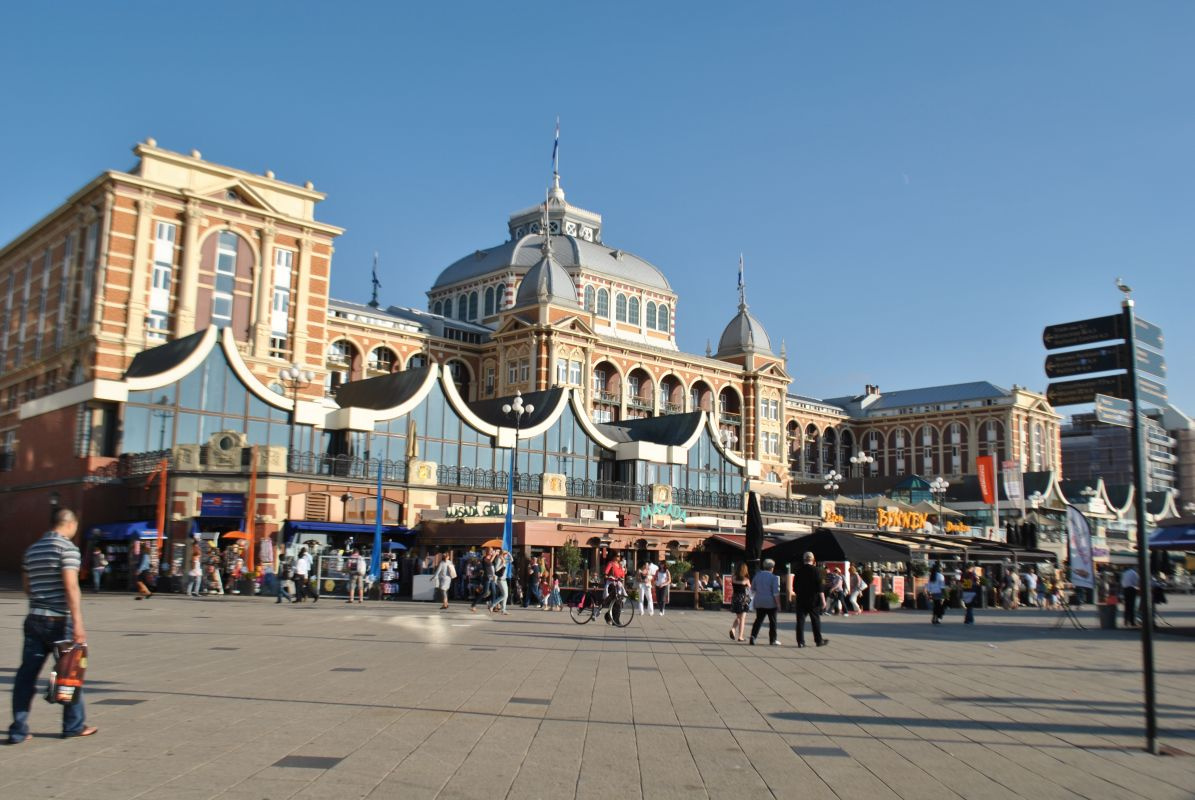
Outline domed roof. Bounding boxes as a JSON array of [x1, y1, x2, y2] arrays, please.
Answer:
[[513, 251, 579, 308], [716, 303, 773, 357], [432, 235, 671, 293]]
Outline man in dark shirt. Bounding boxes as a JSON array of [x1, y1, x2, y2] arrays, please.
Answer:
[[794, 551, 828, 648], [8, 509, 97, 743]]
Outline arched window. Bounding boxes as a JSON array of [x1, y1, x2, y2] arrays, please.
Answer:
[[456, 295, 467, 320], [369, 347, 396, 372], [628, 297, 640, 325], [658, 304, 669, 334], [615, 293, 627, 322], [432, 300, 442, 316], [646, 301, 657, 330], [484, 287, 495, 316], [468, 291, 478, 321], [407, 353, 428, 369], [597, 289, 610, 318], [584, 285, 596, 312], [496, 283, 506, 309]]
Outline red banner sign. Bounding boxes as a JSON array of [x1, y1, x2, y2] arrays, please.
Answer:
[[976, 455, 996, 505]]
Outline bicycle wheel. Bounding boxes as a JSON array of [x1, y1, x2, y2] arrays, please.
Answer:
[[612, 594, 636, 627], [570, 591, 596, 624]]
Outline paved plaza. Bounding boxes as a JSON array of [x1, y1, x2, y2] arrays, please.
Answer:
[[3, 589, 1195, 800]]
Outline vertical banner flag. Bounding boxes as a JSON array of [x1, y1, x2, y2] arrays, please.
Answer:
[[551, 117, 560, 172], [1065, 504, 1095, 589], [1002, 459, 1025, 513], [976, 455, 996, 505]]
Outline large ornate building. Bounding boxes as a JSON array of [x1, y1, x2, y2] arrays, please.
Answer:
[[0, 141, 1067, 569]]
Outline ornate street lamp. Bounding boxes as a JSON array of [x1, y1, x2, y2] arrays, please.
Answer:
[[930, 476, 950, 533], [824, 470, 842, 496], [850, 450, 874, 510], [501, 391, 534, 558], [278, 364, 315, 471]]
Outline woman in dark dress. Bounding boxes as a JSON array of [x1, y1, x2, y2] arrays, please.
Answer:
[[730, 563, 751, 641]]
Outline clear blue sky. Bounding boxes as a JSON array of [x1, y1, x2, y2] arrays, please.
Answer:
[[2, 2, 1193, 414]]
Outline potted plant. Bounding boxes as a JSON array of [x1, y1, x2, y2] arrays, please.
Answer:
[[701, 590, 724, 610], [881, 591, 900, 611]]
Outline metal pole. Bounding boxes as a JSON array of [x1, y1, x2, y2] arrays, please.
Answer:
[[1123, 298, 1158, 754]]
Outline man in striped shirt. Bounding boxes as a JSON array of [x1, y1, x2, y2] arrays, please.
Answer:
[[7, 509, 97, 743]]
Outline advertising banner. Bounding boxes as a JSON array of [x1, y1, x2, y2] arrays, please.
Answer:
[[1002, 459, 1025, 513], [1066, 504, 1095, 590], [976, 456, 996, 505]]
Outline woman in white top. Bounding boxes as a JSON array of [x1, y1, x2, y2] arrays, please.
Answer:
[[927, 565, 947, 624], [187, 544, 203, 597], [654, 560, 672, 615], [433, 551, 457, 610], [294, 547, 316, 603]]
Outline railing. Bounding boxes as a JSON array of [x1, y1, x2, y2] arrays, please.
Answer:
[[662, 402, 684, 414], [672, 486, 744, 510], [596, 390, 620, 405], [627, 394, 652, 410], [760, 496, 822, 517], [838, 503, 874, 522], [435, 466, 541, 494], [719, 412, 742, 425], [287, 452, 408, 482], [91, 450, 173, 479], [565, 479, 650, 503]]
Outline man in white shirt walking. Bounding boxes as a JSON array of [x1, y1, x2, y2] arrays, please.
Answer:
[[1121, 566, 1140, 627]]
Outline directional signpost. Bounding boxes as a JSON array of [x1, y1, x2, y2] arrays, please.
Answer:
[[1042, 299, 1164, 755], [1093, 393, 1133, 428]]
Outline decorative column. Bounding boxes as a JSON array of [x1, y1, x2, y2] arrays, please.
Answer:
[[253, 224, 277, 357], [90, 190, 117, 340], [175, 200, 204, 337], [127, 193, 155, 347], [291, 231, 313, 368]]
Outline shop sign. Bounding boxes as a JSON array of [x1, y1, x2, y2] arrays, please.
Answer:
[[200, 492, 245, 517], [892, 575, 906, 596], [445, 503, 507, 518], [639, 503, 687, 523], [944, 521, 970, 534], [876, 509, 928, 530], [822, 511, 844, 524]]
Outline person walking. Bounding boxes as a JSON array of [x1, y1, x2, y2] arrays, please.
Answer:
[[274, 556, 294, 604], [132, 543, 153, 600], [927, 565, 947, 624], [206, 543, 224, 595], [825, 568, 844, 615], [89, 547, 107, 593], [845, 564, 864, 615], [346, 547, 367, 604], [186, 544, 204, 597], [655, 558, 671, 616], [748, 559, 781, 646], [636, 561, 655, 617], [1121, 566, 1140, 627], [1023, 568, 1039, 607], [491, 550, 510, 615], [470, 548, 496, 612], [960, 564, 979, 624], [433, 550, 456, 610], [729, 562, 751, 641], [293, 547, 316, 603], [794, 551, 828, 648], [8, 509, 97, 743], [546, 575, 563, 611], [523, 557, 543, 609]]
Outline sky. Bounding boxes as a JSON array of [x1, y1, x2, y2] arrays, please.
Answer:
[[2, 2, 1193, 415]]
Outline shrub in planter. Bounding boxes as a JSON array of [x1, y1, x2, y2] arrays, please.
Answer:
[[701, 590, 724, 609], [884, 591, 901, 607]]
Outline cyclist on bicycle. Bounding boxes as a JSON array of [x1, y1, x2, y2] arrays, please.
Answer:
[[603, 554, 627, 624]]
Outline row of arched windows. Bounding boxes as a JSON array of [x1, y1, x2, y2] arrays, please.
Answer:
[[583, 286, 670, 333], [432, 284, 508, 322]]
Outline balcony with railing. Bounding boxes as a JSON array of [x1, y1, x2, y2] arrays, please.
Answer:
[[760, 496, 822, 517], [596, 390, 620, 405], [627, 393, 653, 411], [671, 486, 743, 510], [662, 402, 684, 415], [719, 411, 742, 425]]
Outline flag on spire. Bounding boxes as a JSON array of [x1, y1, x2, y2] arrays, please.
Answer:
[[551, 117, 560, 174]]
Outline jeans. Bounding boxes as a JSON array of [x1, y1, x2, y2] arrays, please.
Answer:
[[795, 604, 823, 645], [494, 579, 509, 612], [10, 614, 87, 742], [1123, 587, 1138, 626], [750, 607, 777, 643], [187, 574, 203, 596], [846, 589, 862, 613], [91, 568, 104, 593]]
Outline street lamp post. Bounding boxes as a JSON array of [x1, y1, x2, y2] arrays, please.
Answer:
[[501, 391, 534, 558], [823, 470, 842, 497], [849, 451, 874, 510], [930, 476, 950, 533], [278, 364, 315, 472], [152, 395, 174, 453]]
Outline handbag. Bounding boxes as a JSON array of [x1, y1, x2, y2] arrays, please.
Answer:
[[45, 641, 87, 706]]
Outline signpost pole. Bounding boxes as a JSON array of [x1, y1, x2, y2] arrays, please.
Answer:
[[1123, 298, 1158, 755]]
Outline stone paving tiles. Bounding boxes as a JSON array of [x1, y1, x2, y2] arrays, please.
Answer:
[[0, 591, 1194, 799]]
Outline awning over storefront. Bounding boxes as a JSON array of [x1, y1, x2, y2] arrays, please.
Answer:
[[88, 521, 157, 541], [282, 521, 410, 540], [1149, 522, 1195, 551]]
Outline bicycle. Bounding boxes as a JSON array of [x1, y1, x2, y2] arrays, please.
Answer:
[[570, 579, 636, 627]]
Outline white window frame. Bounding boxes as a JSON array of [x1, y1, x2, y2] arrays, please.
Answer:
[[213, 231, 237, 325], [569, 360, 582, 386]]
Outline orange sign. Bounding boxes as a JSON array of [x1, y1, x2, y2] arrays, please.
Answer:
[[976, 455, 996, 505]]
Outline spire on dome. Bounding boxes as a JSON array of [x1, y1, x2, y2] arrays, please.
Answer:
[[737, 253, 747, 310]]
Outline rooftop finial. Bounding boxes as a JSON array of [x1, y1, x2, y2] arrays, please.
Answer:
[[737, 253, 747, 310], [368, 252, 381, 309], [705, 339, 712, 357], [548, 117, 565, 203]]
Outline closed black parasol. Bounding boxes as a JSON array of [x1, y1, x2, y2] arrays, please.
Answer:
[[745, 491, 765, 575]]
